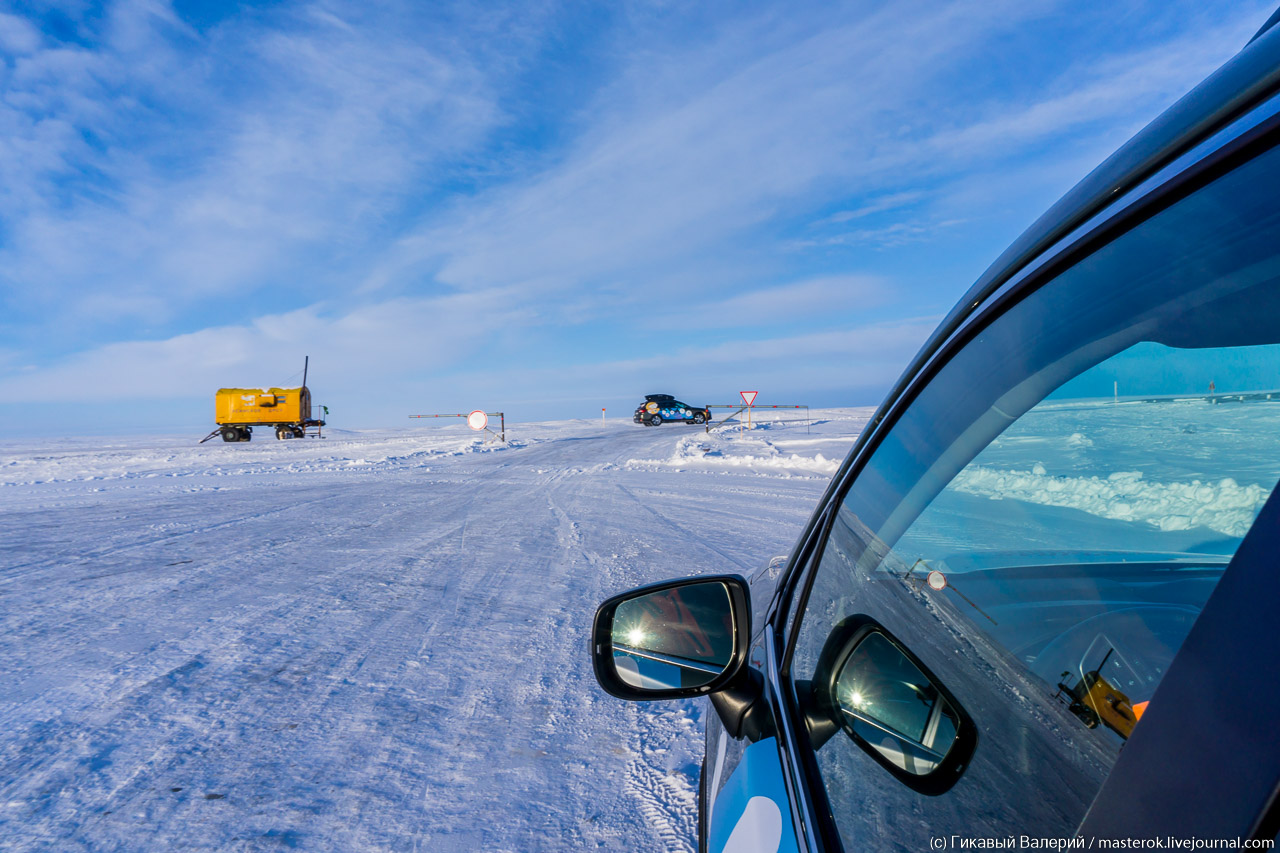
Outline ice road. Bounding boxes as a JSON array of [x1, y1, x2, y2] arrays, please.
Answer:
[[0, 410, 866, 852]]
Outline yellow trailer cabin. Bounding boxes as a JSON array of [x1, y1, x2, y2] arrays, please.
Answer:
[[216, 387, 309, 425], [208, 386, 325, 442]]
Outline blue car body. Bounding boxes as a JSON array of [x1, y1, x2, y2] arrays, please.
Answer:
[[634, 394, 711, 426]]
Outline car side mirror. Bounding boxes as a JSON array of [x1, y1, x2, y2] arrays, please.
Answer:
[[592, 575, 751, 701], [805, 615, 977, 795]]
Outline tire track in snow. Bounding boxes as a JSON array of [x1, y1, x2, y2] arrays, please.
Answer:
[[1, 418, 859, 850], [0, 491, 345, 587], [3, 481, 496, 849], [626, 755, 697, 853], [614, 483, 751, 571]]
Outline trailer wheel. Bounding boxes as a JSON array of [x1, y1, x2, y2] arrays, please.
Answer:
[[220, 427, 238, 442], [292, 427, 305, 439], [276, 426, 290, 440], [1073, 705, 1100, 729]]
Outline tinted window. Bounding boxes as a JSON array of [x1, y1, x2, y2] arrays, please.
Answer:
[[789, 142, 1280, 850]]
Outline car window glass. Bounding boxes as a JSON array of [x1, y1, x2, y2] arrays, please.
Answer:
[[892, 339, 1275, 707], [788, 142, 1280, 851]]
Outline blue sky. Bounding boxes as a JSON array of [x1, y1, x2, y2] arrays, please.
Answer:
[[0, 0, 1272, 435]]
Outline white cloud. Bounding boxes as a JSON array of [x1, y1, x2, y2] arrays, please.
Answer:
[[799, 219, 969, 250], [923, 23, 1255, 161], [0, 12, 42, 54], [655, 275, 888, 328], [0, 289, 532, 402], [816, 193, 927, 226], [447, 315, 942, 408], [375, 0, 1258, 306], [1, 0, 1273, 429], [408, 3, 1020, 290], [0, 0, 506, 339]]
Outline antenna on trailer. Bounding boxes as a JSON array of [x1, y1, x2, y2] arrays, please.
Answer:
[[302, 355, 309, 390]]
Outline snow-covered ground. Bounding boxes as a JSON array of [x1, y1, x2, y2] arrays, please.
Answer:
[[0, 408, 868, 852]]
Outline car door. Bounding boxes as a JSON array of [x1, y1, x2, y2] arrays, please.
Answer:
[[766, 111, 1280, 851], [700, 557, 804, 853]]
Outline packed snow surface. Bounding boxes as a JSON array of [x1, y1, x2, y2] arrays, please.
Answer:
[[8, 398, 1273, 850], [0, 409, 867, 852]]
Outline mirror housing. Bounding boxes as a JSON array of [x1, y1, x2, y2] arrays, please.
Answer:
[[592, 575, 751, 701], [805, 615, 977, 795]]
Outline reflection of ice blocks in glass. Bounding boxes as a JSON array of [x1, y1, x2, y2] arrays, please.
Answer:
[[896, 341, 1280, 572]]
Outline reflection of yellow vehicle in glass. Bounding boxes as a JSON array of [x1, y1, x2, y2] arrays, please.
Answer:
[[1055, 648, 1145, 740]]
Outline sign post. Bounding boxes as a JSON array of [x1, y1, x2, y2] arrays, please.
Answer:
[[740, 391, 758, 430]]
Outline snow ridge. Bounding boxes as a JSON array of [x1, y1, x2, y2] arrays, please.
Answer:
[[626, 429, 851, 476]]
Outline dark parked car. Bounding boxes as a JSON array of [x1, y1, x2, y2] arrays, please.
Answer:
[[634, 394, 711, 426], [594, 14, 1280, 852]]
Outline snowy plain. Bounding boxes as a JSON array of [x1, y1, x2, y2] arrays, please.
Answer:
[[0, 408, 869, 852]]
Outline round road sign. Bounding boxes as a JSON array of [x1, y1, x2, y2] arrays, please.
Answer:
[[467, 410, 488, 431], [926, 570, 947, 591]]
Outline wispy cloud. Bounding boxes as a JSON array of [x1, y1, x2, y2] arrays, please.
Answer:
[[815, 193, 927, 226], [654, 275, 888, 329], [453, 315, 945, 408], [0, 288, 533, 400], [387, 0, 1052, 297], [0, 0, 511, 345], [0, 0, 1272, 430], [0, 12, 41, 54], [798, 219, 970, 250], [373, 0, 1263, 307]]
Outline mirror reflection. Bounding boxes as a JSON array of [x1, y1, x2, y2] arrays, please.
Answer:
[[611, 581, 734, 691], [835, 632, 959, 775]]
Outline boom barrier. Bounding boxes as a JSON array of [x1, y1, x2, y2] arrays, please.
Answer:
[[409, 412, 506, 442], [704, 404, 809, 433]]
